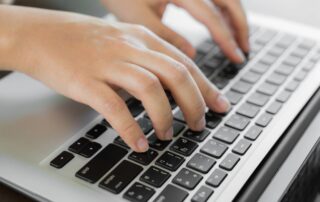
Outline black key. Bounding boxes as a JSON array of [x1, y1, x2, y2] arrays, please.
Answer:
[[183, 129, 210, 143], [76, 144, 128, 183], [201, 65, 215, 77], [206, 169, 227, 187], [86, 124, 107, 139], [154, 184, 188, 202], [251, 62, 270, 74], [79, 142, 102, 158], [124, 182, 155, 202], [205, 111, 222, 129], [225, 90, 243, 105], [173, 109, 185, 123], [101, 119, 112, 128], [129, 149, 158, 166], [200, 139, 228, 158], [187, 153, 216, 174], [218, 64, 239, 79], [232, 139, 252, 155], [114, 136, 129, 148], [276, 90, 292, 103], [192, 186, 214, 202], [219, 153, 240, 171], [197, 42, 214, 54], [204, 58, 222, 69], [266, 101, 282, 115], [247, 92, 270, 107], [275, 64, 295, 76], [225, 114, 250, 131], [212, 126, 240, 144], [99, 160, 143, 194], [266, 72, 287, 85], [173, 121, 185, 137], [256, 113, 273, 127], [68, 137, 90, 154], [166, 91, 177, 109], [285, 80, 300, 92], [173, 168, 203, 190], [138, 118, 153, 135], [50, 151, 74, 169], [231, 81, 252, 94], [170, 138, 198, 156], [156, 151, 185, 171], [283, 55, 301, 67], [127, 98, 144, 117], [237, 102, 260, 118], [294, 70, 308, 81], [140, 166, 170, 188], [257, 82, 278, 96], [244, 125, 263, 141], [259, 54, 278, 65], [148, 134, 172, 151], [241, 71, 261, 84], [211, 76, 229, 89]]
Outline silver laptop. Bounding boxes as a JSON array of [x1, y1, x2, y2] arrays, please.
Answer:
[[1, 6, 320, 202]]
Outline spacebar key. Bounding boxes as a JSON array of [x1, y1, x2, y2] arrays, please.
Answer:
[[76, 144, 128, 183]]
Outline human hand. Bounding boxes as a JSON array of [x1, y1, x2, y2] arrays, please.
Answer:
[[3, 6, 230, 152]]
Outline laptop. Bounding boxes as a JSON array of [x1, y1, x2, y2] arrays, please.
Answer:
[[1, 6, 320, 202]]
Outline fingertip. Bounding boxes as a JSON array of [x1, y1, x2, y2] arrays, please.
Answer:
[[215, 94, 231, 113], [181, 43, 196, 59], [136, 136, 149, 152]]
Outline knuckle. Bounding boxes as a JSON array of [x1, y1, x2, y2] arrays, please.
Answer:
[[100, 97, 125, 115], [138, 74, 161, 94], [170, 62, 189, 83]]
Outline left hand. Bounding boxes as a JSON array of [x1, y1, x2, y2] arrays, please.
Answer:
[[102, 0, 249, 63]]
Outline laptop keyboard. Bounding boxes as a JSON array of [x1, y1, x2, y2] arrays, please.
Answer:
[[49, 24, 320, 202]]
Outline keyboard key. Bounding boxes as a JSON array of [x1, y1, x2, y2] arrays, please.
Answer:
[[203, 58, 222, 70], [173, 121, 185, 137], [76, 144, 128, 183], [50, 151, 74, 169], [68, 137, 90, 154], [285, 80, 300, 92], [187, 153, 216, 174], [79, 142, 102, 158], [259, 54, 278, 65], [257, 82, 278, 96], [237, 102, 260, 118], [241, 71, 261, 84], [275, 64, 294, 76], [140, 166, 170, 188], [219, 153, 240, 171], [231, 81, 252, 94], [127, 98, 144, 117], [166, 91, 177, 109], [294, 70, 308, 81], [251, 62, 270, 74], [156, 151, 185, 171], [298, 39, 315, 50], [266, 101, 283, 114], [197, 42, 214, 54], [218, 64, 239, 79], [114, 136, 129, 148], [128, 149, 158, 165], [201, 139, 228, 158], [86, 124, 107, 139], [183, 129, 210, 142], [225, 114, 250, 131], [276, 90, 292, 103], [302, 61, 316, 72], [99, 160, 143, 194], [148, 134, 172, 151], [138, 118, 153, 135], [173, 109, 185, 123], [268, 46, 286, 57], [124, 182, 155, 202], [291, 48, 309, 58], [170, 138, 198, 156], [211, 76, 229, 89], [266, 72, 287, 85], [173, 168, 203, 190], [192, 186, 214, 202], [205, 111, 222, 129], [256, 113, 273, 127], [154, 184, 188, 202], [244, 125, 263, 141], [232, 139, 252, 155], [213, 126, 240, 144], [225, 90, 243, 105], [283, 55, 301, 67], [276, 35, 296, 48], [206, 169, 227, 187], [201, 65, 215, 77], [247, 92, 270, 107]]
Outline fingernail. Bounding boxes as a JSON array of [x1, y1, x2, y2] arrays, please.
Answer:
[[235, 48, 246, 63], [137, 137, 149, 152], [195, 116, 206, 131], [216, 94, 231, 112], [164, 127, 173, 140]]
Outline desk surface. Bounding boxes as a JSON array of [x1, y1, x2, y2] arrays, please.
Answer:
[[1, 0, 319, 201]]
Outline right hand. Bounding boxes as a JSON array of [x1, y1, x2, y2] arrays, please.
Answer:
[[3, 6, 230, 152]]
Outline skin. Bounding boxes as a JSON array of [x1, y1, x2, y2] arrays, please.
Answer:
[[0, 0, 248, 153]]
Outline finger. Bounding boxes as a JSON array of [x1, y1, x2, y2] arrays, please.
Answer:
[[141, 30, 231, 113], [123, 44, 207, 131], [172, 0, 245, 63], [216, 0, 250, 53], [74, 80, 148, 152], [101, 62, 174, 140]]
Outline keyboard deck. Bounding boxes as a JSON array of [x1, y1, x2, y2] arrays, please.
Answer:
[[48, 24, 320, 202]]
